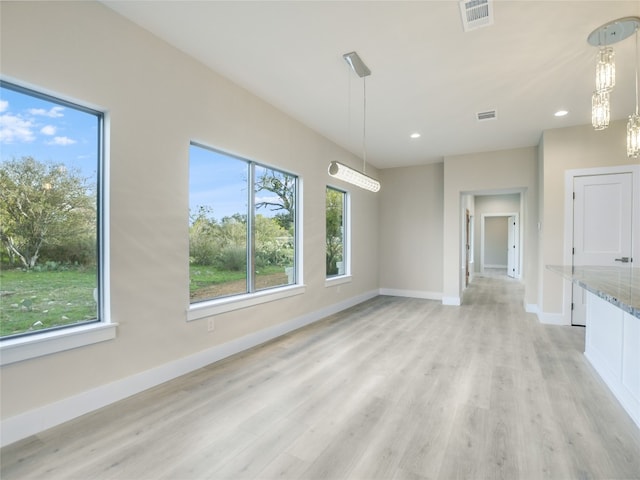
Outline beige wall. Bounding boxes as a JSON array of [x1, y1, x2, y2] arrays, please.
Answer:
[[443, 147, 539, 306], [378, 163, 444, 297], [0, 1, 379, 419], [484, 217, 509, 267], [539, 120, 639, 316]]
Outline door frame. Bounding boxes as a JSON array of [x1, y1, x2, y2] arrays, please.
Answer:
[[563, 164, 640, 326], [480, 212, 520, 277]]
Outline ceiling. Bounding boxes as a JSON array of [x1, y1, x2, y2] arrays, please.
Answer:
[[102, 1, 640, 169]]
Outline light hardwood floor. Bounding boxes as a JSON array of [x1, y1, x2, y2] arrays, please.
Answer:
[[2, 274, 640, 479]]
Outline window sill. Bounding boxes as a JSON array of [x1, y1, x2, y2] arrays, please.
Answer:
[[0, 322, 118, 366], [325, 275, 352, 287], [188, 284, 306, 321]]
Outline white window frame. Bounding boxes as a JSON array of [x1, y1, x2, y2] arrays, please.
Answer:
[[187, 143, 304, 320], [325, 186, 352, 287], [0, 79, 114, 366]]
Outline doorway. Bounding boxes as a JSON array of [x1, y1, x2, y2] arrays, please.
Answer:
[[480, 213, 520, 278]]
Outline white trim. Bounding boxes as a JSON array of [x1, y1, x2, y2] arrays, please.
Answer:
[[536, 311, 569, 325], [0, 290, 378, 447], [0, 322, 117, 366], [442, 296, 461, 306], [325, 275, 352, 287], [188, 284, 306, 320], [525, 303, 539, 314], [379, 288, 443, 300], [480, 211, 519, 276]]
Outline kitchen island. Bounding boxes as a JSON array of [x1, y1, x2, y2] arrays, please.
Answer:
[[547, 265, 639, 428]]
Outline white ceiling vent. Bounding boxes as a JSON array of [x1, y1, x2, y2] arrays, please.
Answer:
[[459, 0, 494, 32], [476, 109, 497, 121]]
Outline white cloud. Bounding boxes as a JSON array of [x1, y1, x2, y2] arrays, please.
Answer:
[[40, 125, 57, 135], [48, 136, 76, 146], [0, 114, 35, 143], [0, 100, 8, 113], [255, 194, 280, 205], [29, 106, 64, 118]]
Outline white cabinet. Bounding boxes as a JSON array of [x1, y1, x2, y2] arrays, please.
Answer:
[[584, 290, 640, 428]]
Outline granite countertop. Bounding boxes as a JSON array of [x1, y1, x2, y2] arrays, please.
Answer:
[[547, 265, 640, 319]]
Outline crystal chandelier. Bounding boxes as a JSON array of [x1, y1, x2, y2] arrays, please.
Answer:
[[628, 29, 640, 158], [587, 17, 640, 133]]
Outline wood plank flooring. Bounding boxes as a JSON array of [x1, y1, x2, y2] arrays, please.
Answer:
[[2, 274, 640, 479]]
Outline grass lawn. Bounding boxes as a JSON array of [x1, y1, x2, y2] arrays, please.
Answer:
[[0, 266, 98, 337], [1, 264, 292, 337]]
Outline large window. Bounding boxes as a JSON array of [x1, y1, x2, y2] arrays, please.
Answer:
[[326, 186, 348, 278], [189, 143, 297, 306], [0, 81, 104, 344]]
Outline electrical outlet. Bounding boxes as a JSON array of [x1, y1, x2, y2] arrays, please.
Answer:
[[207, 318, 215, 332]]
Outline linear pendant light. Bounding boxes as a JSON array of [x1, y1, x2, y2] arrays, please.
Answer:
[[328, 51, 380, 193], [328, 161, 380, 192]]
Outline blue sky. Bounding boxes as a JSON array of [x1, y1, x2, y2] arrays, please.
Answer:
[[189, 145, 249, 221], [189, 144, 285, 222], [1, 83, 283, 223], [0, 84, 99, 182]]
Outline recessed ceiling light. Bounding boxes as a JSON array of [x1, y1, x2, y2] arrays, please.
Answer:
[[410, 132, 421, 139], [554, 110, 569, 117]]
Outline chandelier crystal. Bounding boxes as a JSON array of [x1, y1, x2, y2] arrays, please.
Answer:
[[591, 91, 610, 130], [628, 113, 640, 158], [595, 47, 615, 92]]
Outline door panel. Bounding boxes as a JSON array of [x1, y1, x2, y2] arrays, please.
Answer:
[[572, 172, 633, 326]]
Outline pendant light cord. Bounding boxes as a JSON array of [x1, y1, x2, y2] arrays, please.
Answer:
[[362, 76, 367, 174], [635, 29, 639, 115]]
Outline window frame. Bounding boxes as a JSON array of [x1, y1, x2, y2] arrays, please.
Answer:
[[0, 79, 114, 365], [187, 143, 304, 320], [325, 185, 352, 287]]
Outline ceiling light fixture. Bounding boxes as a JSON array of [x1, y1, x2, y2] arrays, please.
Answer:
[[328, 52, 380, 193], [554, 110, 568, 117], [587, 17, 640, 132], [628, 28, 640, 158], [410, 132, 421, 139]]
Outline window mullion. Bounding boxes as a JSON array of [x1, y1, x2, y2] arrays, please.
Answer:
[[247, 162, 256, 293]]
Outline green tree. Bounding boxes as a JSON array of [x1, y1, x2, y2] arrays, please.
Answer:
[[189, 206, 220, 265], [255, 169, 295, 231], [326, 188, 344, 275], [0, 157, 95, 269]]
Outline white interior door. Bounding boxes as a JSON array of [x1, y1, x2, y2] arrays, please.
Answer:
[[572, 172, 633, 326], [507, 215, 519, 278]]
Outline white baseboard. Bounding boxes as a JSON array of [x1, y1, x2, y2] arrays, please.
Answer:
[[536, 311, 569, 325], [0, 290, 378, 447], [442, 296, 461, 306], [484, 264, 507, 269], [525, 303, 539, 314], [378, 288, 442, 300]]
